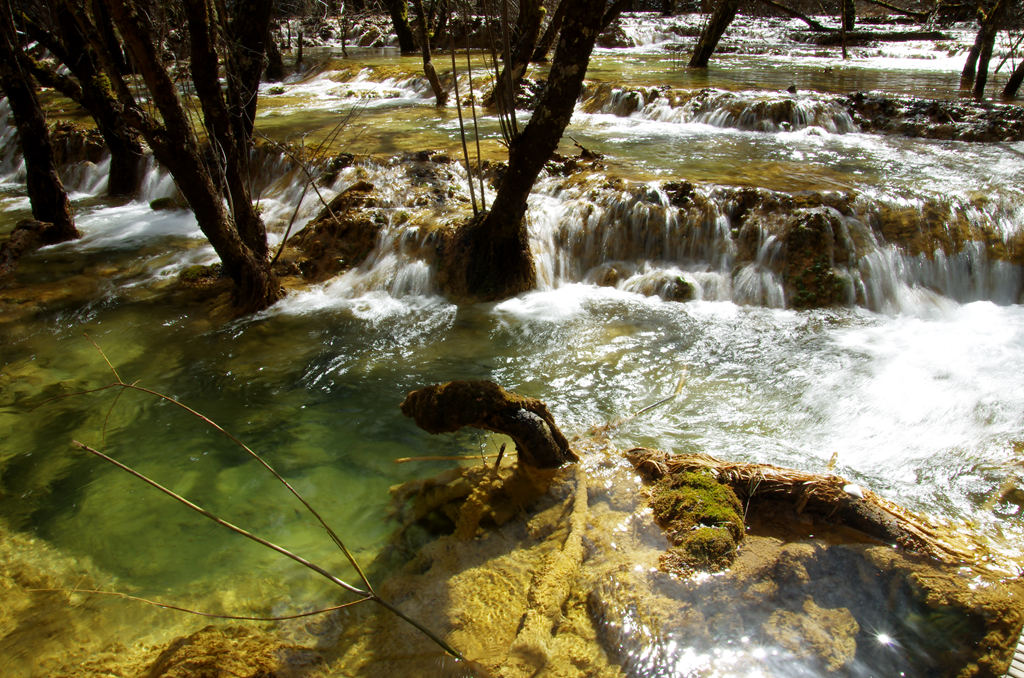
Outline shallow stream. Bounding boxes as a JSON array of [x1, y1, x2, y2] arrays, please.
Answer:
[[1, 13, 1023, 677]]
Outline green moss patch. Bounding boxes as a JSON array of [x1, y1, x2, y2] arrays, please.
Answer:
[[648, 470, 744, 573]]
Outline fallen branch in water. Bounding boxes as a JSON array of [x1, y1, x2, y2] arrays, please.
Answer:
[[28, 587, 367, 621], [625, 447, 1013, 575]]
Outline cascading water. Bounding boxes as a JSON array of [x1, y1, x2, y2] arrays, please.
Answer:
[[2, 13, 1024, 678]]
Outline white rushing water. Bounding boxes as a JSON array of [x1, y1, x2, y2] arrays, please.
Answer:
[[1, 13, 1023, 676]]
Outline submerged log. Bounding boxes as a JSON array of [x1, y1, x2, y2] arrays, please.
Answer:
[[626, 448, 998, 569], [400, 380, 578, 469], [0, 219, 67, 281]]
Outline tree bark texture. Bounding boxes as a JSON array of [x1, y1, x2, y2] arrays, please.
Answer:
[[437, 0, 616, 301], [1003, 59, 1024, 98], [961, 0, 1006, 93], [492, 0, 544, 106], [265, 25, 285, 81], [182, 0, 269, 259], [969, 0, 1008, 100], [842, 0, 855, 32], [0, 0, 78, 242], [689, 0, 740, 68], [531, 0, 568, 61]]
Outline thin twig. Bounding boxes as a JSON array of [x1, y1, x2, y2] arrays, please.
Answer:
[[86, 372, 375, 595], [462, 20, 486, 209], [393, 452, 508, 464], [71, 440, 465, 661], [450, 35, 478, 215], [28, 587, 371, 621]]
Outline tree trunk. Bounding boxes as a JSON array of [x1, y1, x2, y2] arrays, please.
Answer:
[[437, 0, 616, 301], [841, 0, 855, 32], [410, 0, 448, 105], [265, 25, 285, 81], [182, 0, 269, 260], [961, 0, 1006, 93], [384, 0, 418, 54], [754, 0, 829, 31], [100, 0, 280, 313], [0, 0, 78, 243], [28, 1, 144, 197], [968, 0, 1008, 100], [972, 32, 995, 100], [401, 381, 577, 469], [491, 0, 544, 104], [531, 0, 568, 62], [689, 0, 740, 68], [226, 0, 273, 145], [1002, 59, 1024, 98]]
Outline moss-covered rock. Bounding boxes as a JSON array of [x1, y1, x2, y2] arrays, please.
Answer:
[[177, 264, 224, 288], [400, 380, 576, 469], [149, 195, 189, 211], [782, 209, 849, 309], [648, 470, 744, 573], [284, 180, 380, 282], [48, 122, 106, 166]]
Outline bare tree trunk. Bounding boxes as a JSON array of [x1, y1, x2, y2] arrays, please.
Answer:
[[970, 0, 1008, 100], [410, 0, 449, 105], [754, 0, 829, 31], [689, 0, 740, 67], [841, 0, 855, 32], [99, 0, 280, 313], [226, 0, 273, 145], [26, 1, 143, 197], [1003, 59, 1024, 98], [491, 0, 544, 103], [183, 0, 269, 259], [384, 0, 418, 53], [0, 0, 77, 243], [532, 0, 568, 61], [961, 0, 1007, 96], [265, 25, 285, 81], [437, 0, 618, 301]]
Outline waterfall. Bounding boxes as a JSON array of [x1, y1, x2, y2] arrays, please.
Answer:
[[0, 99, 25, 185], [580, 85, 857, 134], [524, 176, 1024, 312]]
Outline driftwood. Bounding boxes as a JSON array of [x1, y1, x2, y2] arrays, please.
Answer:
[[857, 0, 930, 21], [400, 380, 578, 469], [626, 448, 998, 571], [755, 0, 830, 32], [0, 219, 63, 280], [793, 29, 950, 47]]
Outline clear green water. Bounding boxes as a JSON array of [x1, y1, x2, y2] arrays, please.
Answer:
[[1, 14, 1023, 676]]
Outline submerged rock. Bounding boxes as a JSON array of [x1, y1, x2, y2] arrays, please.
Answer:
[[284, 180, 380, 282], [330, 441, 1023, 677], [846, 92, 1024, 143], [648, 470, 744, 573]]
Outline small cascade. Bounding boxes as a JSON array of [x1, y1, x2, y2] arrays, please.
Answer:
[[733, 234, 786, 308], [598, 12, 700, 49], [61, 157, 109, 197], [135, 157, 178, 204], [259, 64, 436, 116], [526, 175, 1024, 312], [0, 99, 24, 184], [581, 84, 857, 134]]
